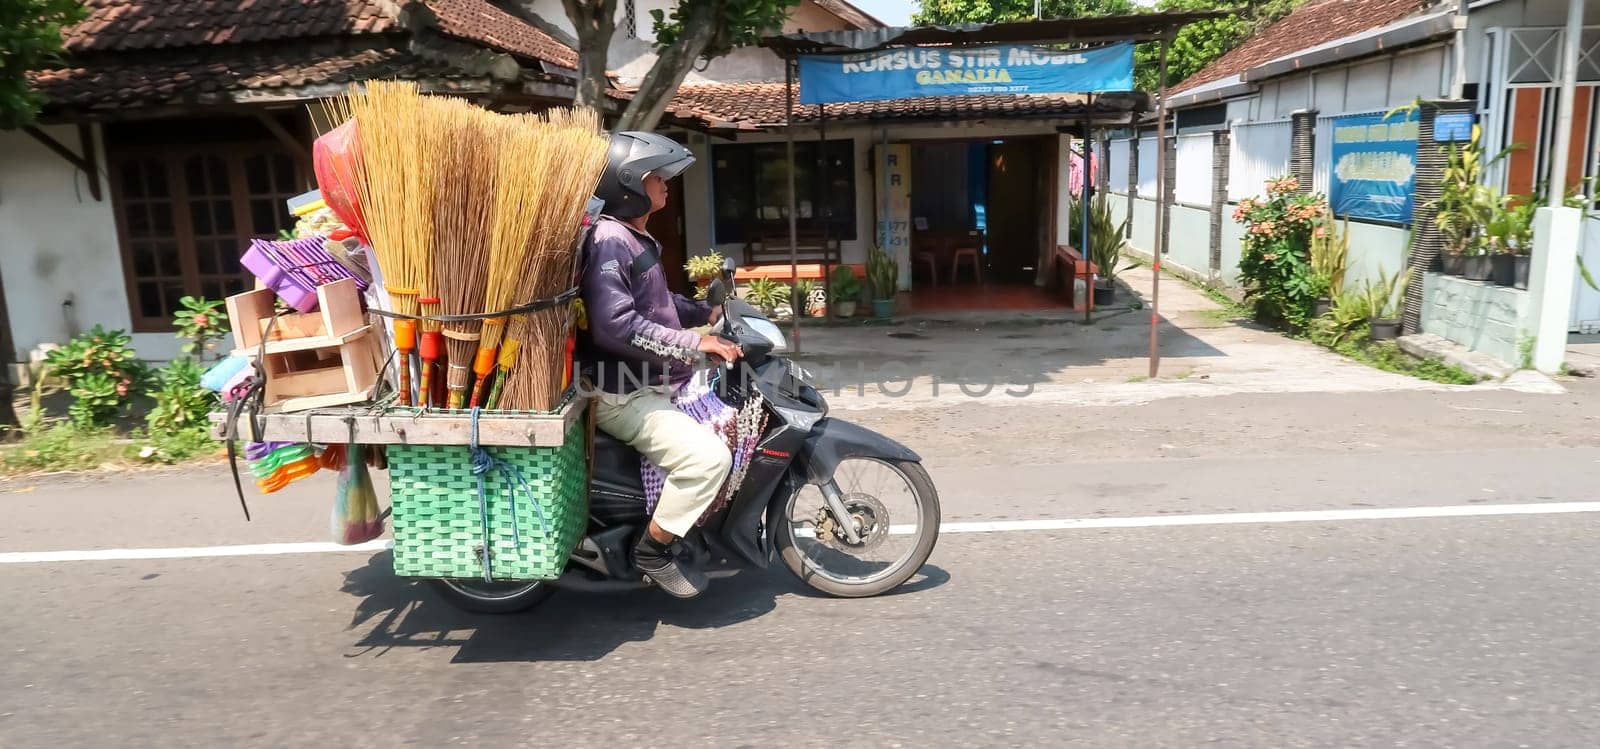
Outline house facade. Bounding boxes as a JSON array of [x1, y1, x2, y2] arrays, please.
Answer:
[[4, 0, 1133, 366], [1103, 0, 1600, 367], [3, 0, 585, 363]]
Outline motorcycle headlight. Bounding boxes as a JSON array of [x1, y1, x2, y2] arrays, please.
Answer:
[[741, 316, 787, 351]]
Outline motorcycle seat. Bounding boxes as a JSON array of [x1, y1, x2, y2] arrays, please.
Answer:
[[592, 429, 646, 496]]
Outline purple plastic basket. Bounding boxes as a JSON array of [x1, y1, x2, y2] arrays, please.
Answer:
[[240, 236, 367, 313]]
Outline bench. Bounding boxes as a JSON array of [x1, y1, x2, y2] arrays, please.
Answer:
[[743, 233, 842, 267], [1050, 244, 1099, 311]]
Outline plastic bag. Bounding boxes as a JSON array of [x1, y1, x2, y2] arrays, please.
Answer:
[[313, 119, 369, 243], [331, 444, 385, 545]]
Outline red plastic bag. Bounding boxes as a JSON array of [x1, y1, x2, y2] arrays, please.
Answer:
[[313, 119, 369, 243]]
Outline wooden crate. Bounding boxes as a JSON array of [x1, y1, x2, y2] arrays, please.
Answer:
[[225, 279, 382, 412]]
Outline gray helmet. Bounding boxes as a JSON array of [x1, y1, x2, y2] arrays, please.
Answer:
[[595, 131, 695, 219]]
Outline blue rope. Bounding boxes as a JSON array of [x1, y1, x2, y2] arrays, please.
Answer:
[[469, 408, 550, 582]]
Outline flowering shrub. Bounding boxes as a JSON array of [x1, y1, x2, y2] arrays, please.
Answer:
[[1233, 176, 1331, 330]]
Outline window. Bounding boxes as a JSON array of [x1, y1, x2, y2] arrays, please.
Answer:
[[111, 145, 303, 330], [624, 0, 638, 39], [712, 140, 856, 244]]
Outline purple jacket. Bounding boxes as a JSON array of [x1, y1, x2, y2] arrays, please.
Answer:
[[577, 216, 712, 395]]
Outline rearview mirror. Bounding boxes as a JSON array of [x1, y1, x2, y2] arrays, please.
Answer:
[[705, 277, 729, 306]]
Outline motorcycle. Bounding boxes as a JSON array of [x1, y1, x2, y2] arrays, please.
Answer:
[[429, 280, 941, 612]]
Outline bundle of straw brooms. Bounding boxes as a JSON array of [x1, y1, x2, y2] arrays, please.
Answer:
[[322, 82, 608, 412]]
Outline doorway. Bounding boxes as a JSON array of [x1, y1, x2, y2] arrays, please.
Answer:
[[906, 137, 1056, 310], [646, 175, 690, 294]]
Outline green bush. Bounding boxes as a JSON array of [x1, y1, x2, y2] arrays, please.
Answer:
[[173, 296, 228, 358], [43, 325, 146, 428], [0, 422, 120, 475], [1233, 176, 1329, 331], [147, 358, 217, 436]]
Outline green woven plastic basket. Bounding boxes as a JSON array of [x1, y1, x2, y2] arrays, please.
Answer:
[[389, 420, 587, 581]]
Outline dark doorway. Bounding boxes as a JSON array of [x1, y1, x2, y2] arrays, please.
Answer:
[[646, 175, 690, 294], [985, 140, 1043, 284]]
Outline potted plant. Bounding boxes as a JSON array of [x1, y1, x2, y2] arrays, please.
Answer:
[[685, 251, 725, 299], [867, 248, 898, 318], [1431, 125, 1505, 281], [1309, 215, 1348, 317], [792, 279, 820, 317], [1083, 193, 1130, 306], [1365, 266, 1410, 341], [830, 265, 861, 318], [741, 277, 790, 317]]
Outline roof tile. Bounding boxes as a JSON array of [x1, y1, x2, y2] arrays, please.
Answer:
[[1170, 0, 1432, 96], [663, 81, 1142, 128]]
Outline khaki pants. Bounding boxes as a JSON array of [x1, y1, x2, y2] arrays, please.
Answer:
[[593, 388, 732, 537]]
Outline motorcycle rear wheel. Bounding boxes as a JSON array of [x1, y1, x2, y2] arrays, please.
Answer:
[[427, 578, 554, 614], [777, 458, 940, 598]]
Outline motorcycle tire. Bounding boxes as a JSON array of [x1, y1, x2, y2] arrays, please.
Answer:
[[776, 459, 941, 598], [426, 578, 554, 614]]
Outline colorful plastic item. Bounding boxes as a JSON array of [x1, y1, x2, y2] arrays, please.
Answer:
[[240, 236, 367, 313]]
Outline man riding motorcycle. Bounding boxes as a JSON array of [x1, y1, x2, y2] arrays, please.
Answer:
[[578, 131, 743, 599]]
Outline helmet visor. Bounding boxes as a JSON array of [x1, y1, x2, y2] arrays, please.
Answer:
[[649, 155, 695, 181]]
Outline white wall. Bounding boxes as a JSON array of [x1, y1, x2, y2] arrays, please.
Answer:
[[1343, 220, 1411, 291], [1165, 205, 1213, 275], [0, 126, 178, 362], [531, 0, 854, 84], [1174, 133, 1214, 206]]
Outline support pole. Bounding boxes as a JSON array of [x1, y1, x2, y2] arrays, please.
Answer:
[[1547, 0, 1585, 207], [820, 103, 830, 326], [1150, 35, 1170, 379], [1081, 113, 1093, 324], [1527, 0, 1586, 372], [786, 58, 801, 353]]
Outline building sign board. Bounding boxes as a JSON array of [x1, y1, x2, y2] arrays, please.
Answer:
[[798, 43, 1135, 105], [1330, 111, 1420, 224]]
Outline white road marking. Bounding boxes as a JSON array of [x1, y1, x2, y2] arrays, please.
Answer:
[[0, 540, 393, 564], [5, 502, 1600, 565]]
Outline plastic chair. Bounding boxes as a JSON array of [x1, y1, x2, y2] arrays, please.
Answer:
[[950, 247, 982, 284], [915, 250, 941, 287]]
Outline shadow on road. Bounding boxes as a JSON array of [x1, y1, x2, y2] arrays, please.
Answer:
[[338, 551, 950, 663]]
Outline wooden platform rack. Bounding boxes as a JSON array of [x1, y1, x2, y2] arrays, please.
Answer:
[[209, 398, 586, 448]]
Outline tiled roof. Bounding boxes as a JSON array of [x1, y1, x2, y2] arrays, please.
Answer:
[[63, 0, 398, 52], [32, 0, 579, 111], [663, 81, 1144, 129], [32, 45, 478, 109], [422, 0, 578, 69], [812, 0, 884, 30], [1169, 0, 1433, 96]]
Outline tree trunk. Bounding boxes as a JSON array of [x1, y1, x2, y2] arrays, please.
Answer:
[[553, 0, 616, 111], [614, 1, 720, 131], [0, 265, 18, 430]]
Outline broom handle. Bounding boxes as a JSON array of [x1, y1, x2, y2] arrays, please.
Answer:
[[393, 319, 418, 407], [484, 339, 520, 410], [418, 330, 441, 409], [484, 372, 508, 410], [396, 352, 413, 406]]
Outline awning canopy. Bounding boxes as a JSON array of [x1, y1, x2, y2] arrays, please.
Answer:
[[760, 11, 1233, 58]]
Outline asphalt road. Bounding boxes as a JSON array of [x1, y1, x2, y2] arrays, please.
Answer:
[[4, 385, 1600, 746]]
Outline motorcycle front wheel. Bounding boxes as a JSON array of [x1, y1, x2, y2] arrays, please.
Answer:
[[427, 578, 554, 614], [777, 458, 940, 598]]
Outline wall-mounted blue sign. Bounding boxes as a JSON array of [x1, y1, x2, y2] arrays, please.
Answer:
[[797, 42, 1134, 105], [1433, 112, 1475, 142], [1330, 110, 1420, 224]]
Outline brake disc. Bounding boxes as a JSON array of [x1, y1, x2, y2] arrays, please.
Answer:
[[813, 493, 889, 553]]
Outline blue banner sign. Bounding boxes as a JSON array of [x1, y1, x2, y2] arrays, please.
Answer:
[[1330, 111, 1420, 224], [797, 42, 1134, 105], [1433, 112, 1474, 142]]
